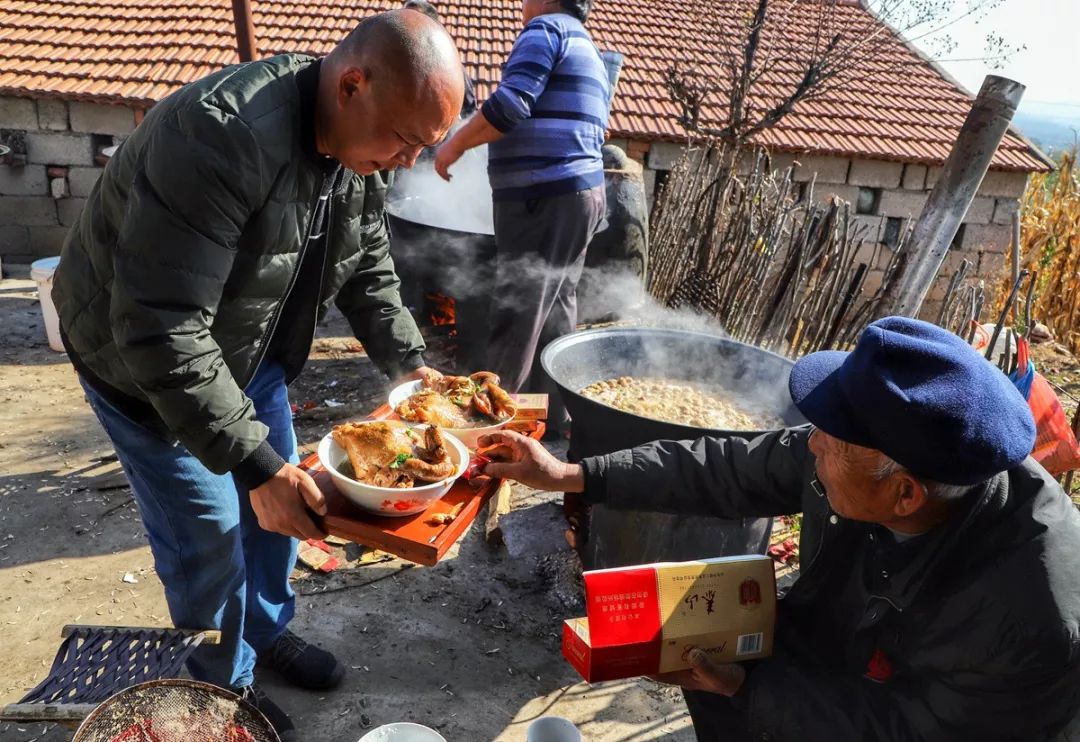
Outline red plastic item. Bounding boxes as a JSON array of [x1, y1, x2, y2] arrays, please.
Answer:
[[864, 648, 894, 683], [1027, 374, 1080, 476], [1013, 339, 1080, 476]]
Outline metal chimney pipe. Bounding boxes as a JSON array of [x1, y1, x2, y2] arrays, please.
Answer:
[[231, 0, 259, 62], [880, 75, 1025, 318]]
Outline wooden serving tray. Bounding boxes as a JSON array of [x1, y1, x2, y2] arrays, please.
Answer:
[[303, 405, 545, 566]]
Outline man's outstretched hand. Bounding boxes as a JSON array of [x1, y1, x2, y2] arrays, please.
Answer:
[[396, 365, 443, 386], [479, 430, 591, 547], [649, 647, 747, 696], [250, 463, 328, 540], [434, 140, 464, 181], [477, 430, 585, 493]]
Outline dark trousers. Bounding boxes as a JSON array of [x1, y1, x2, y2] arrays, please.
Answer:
[[486, 186, 606, 426], [684, 690, 752, 741], [80, 363, 298, 689]]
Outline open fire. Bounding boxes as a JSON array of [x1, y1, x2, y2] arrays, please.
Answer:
[[425, 292, 457, 331]]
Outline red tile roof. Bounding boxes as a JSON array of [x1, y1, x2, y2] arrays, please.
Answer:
[[0, 0, 1050, 171]]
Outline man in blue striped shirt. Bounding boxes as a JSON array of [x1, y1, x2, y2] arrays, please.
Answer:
[[435, 0, 610, 432]]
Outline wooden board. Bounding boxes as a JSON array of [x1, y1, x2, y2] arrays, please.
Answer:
[[303, 416, 545, 566], [485, 480, 514, 546]]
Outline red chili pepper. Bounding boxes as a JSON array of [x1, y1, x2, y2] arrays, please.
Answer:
[[463, 453, 492, 481]]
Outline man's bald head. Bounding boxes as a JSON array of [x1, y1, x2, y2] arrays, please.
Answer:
[[327, 10, 461, 108], [317, 10, 464, 175]]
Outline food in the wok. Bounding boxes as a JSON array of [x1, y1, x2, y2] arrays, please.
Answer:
[[580, 376, 782, 430], [331, 421, 456, 488], [396, 371, 517, 428]]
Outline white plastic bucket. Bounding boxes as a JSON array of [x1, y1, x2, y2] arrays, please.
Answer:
[[30, 256, 63, 352], [357, 723, 447, 742], [527, 717, 582, 742]]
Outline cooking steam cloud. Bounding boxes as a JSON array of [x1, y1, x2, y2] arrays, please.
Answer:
[[384, 141, 794, 420], [386, 133, 494, 236], [388, 150, 732, 337]]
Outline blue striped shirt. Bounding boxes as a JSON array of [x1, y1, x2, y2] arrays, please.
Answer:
[[482, 13, 610, 202]]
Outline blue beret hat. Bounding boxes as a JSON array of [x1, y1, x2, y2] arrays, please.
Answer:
[[789, 316, 1036, 485]]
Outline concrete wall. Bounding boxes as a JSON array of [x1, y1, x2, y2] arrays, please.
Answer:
[[625, 138, 1029, 326], [1, 95, 136, 265]]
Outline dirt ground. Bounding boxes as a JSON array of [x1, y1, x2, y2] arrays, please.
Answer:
[[0, 274, 694, 742], [4, 269, 1078, 742]]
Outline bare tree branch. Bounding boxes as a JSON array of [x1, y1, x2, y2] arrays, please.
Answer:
[[664, 0, 1016, 148]]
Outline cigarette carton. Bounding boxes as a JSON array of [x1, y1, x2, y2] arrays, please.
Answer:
[[563, 554, 775, 682]]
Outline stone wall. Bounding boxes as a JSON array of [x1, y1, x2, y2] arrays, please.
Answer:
[[2, 109, 1031, 326], [0, 96, 137, 265], [616, 138, 1029, 326]]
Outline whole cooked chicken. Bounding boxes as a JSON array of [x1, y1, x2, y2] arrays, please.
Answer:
[[331, 421, 456, 488], [396, 371, 517, 428], [395, 389, 472, 428]]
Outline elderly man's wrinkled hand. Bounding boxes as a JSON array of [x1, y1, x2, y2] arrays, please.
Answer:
[[478, 430, 585, 493], [250, 463, 328, 540], [648, 648, 746, 697]]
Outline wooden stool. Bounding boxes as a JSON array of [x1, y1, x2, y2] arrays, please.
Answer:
[[1, 624, 221, 727]]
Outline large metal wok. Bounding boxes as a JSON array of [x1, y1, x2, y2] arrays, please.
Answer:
[[541, 327, 806, 569], [385, 143, 495, 371]]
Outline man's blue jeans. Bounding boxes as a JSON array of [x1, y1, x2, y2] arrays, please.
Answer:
[[80, 363, 299, 689]]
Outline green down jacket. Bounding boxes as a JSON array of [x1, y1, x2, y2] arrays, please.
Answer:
[[54, 54, 425, 483]]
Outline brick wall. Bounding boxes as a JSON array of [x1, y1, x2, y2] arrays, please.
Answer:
[[635, 140, 1030, 328], [0, 95, 136, 265]]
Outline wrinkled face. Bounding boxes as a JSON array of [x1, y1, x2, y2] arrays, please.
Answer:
[[807, 427, 908, 524], [522, 0, 561, 23], [326, 67, 459, 175]]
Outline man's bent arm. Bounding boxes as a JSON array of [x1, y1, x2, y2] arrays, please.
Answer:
[[111, 103, 281, 483], [335, 180, 426, 379]]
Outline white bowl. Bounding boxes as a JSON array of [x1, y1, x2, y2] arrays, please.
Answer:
[[358, 723, 447, 742], [388, 380, 510, 450], [317, 421, 469, 517], [527, 717, 582, 742]]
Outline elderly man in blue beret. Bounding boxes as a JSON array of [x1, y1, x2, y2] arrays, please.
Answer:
[[480, 317, 1080, 741]]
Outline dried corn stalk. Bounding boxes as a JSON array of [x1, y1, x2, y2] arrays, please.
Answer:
[[993, 150, 1080, 353]]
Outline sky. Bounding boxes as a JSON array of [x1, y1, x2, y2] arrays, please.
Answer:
[[906, 0, 1080, 114]]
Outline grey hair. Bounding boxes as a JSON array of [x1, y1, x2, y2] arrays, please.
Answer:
[[558, 0, 593, 22], [872, 457, 975, 503]]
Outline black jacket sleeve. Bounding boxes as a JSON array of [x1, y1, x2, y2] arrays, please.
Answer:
[[334, 176, 426, 379], [581, 426, 813, 519]]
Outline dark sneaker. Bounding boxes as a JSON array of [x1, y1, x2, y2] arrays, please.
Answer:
[[257, 629, 346, 690], [238, 683, 297, 742]]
